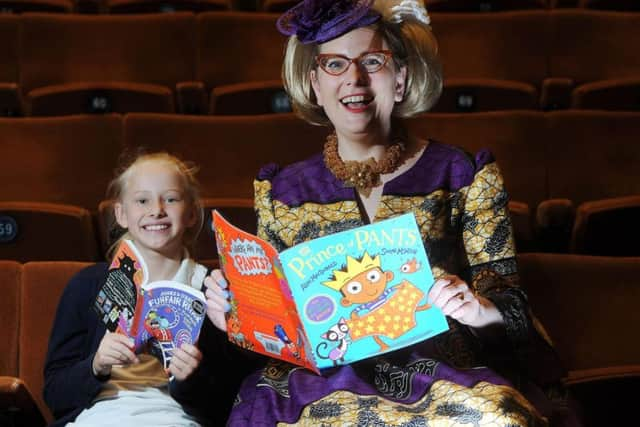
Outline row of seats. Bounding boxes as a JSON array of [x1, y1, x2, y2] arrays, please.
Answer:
[[0, 0, 231, 14], [0, 10, 639, 116], [2, 0, 639, 14], [426, 0, 640, 12], [1, 111, 639, 260], [1, 111, 637, 210], [3, 194, 637, 265], [1, 253, 638, 425]]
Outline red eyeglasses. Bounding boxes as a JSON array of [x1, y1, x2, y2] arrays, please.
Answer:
[[315, 50, 393, 76]]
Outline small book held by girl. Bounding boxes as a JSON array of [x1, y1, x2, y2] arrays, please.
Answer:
[[93, 239, 207, 369]]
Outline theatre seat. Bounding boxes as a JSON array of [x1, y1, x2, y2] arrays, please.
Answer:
[[197, 197, 256, 260], [546, 111, 640, 205], [209, 80, 292, 115], [0, 377, 46, 427], [433, 11, 549, 91], [405, 111, 548, 210], [0, 202, 99, 262], [96, 199, 119, 260], [518, 253, 640, 426], [28, 82, 174, 116], [106, 0, 230, 13], [20, 13, 196, 116], [547, 10, 640, 111], [570, 196, 640, 256], [0, 83, 22, 117], [0, 0, 72, 12], [20, 261, 92, 424], [74, 0, 101, 12], [0, 115, 123, 209], [549, 0, 578, 7], [425, 0, 547, 12], [571, 78, 640, 111], [258, 0, 296, 11], [432, 78, 539, 112], [534, 198, 575, 253], [123, 113, 326, 199], [0, 261, 20, 377], [0, 15, 21, 116], [579, 0, 640, 11], [197, 12, 286, 88], [508, 200, 535, 253], [521, 254, 640, 365], [0, 262, 42, 427]]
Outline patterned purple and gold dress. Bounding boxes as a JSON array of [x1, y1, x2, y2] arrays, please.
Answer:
[[227, 141, 566, 426]]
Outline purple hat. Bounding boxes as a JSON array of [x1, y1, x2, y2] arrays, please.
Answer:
[[277, 0, 381, 44]]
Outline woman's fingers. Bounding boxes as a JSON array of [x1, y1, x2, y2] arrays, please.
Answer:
[[440, 289, 470, 316], [429, 275, 470, 310], [204, 269, 228, 293], [427, 277, 450, 303], [205, 287, 229, 310], [427, 275, 486, 323], [204, 269, 231, 331]]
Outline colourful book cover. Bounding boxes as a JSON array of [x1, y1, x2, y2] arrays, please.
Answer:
[[93, 240, 207, 369], [212, 211, 449, 373]]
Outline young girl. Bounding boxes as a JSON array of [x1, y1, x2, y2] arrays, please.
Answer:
[[44, 152, 227, 426]]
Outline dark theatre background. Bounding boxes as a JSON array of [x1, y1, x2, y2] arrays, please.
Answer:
[[0, 1, 638, 426]]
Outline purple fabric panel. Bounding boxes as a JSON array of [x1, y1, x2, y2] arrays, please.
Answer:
[[258, 141, 481, 207], [228, 358, 511, 425], [384, 141, 476, 196], [474, 148, 495, 171], [260, 153, 357, 207]]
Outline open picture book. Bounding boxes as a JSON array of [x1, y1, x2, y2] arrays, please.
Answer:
[[212, 211, 449, 374], [93, 239, 207, 369]]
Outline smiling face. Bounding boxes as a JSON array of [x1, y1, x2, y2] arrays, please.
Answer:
[[310, 26, 407, 141], [114, 159, 196, 261], [339, 266, 394, 307]]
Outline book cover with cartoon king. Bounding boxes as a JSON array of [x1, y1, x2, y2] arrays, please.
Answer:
[[213, 211, 449, 373], [93, 240, 207, 369]]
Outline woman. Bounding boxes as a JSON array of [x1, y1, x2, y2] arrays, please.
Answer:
[[205, 1, 580, 425]]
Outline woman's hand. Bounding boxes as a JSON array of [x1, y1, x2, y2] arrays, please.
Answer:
[[92, 331, 139, 377], [428, 275, 503, 328], [168, 343, 202, 381], [204, 269, 231, 331]]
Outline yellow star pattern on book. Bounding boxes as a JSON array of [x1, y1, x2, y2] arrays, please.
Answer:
[[347, 281, 424, 340]]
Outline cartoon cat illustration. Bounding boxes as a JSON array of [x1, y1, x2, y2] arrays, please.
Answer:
[[316, 318, 350, 366]]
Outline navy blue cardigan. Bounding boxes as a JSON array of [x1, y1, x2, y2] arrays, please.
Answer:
[[43, 263, 248, 426]]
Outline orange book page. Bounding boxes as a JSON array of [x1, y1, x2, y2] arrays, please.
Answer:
[[212, 211, 318, 373]]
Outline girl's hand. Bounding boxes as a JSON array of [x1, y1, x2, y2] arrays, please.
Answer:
[[204, 269, 231, 331], [92, 331, 140, 377], [168, 343, 202, 381], [428, 275, 503, 328]]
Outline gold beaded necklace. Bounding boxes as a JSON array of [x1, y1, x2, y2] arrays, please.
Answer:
[[323, 131, 406, 197]]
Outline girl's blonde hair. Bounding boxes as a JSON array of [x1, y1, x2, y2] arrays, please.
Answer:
[[282, 19, 443, 126], [105, 151, 203, 259]]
